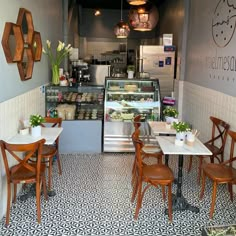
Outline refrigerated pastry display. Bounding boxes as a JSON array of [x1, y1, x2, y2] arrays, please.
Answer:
[[45, 85, 104, 121], [103, 77, 161, 152]]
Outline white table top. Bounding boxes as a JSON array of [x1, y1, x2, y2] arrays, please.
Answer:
[[148, 121, 176, 135], [7, 127, 63, 145], [156, 136, 212, 156]]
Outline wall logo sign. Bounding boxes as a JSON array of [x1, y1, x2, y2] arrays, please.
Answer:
[[212, 0, 236, 47]]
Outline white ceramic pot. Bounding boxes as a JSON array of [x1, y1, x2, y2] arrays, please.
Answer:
[[31, 126, 41, 137], [128, 71, 134, 79], [176, 132, 186, 141], [165, 116, 178, 124]]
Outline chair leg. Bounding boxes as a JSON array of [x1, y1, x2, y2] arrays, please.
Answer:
[[197, 157, 203, 184], [42, 175, 48, 201], [131, 176, 139, 203], [228, 183, 233, 202], [6, 183, 11, 226], [210, 181, 218, 219], [48, 157, 53, 190], [36, 181, 41, 224], [167, 183, 173, 222], [56, 153, 62, 175], [161, 186, 166, 200], [187, 156, 192, 173], [13, 184, 17, 203], [134, 181, 143, 220], [199, 171, 206, 199]]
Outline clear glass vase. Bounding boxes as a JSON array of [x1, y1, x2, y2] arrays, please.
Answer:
[[51, 64, 60, 85]]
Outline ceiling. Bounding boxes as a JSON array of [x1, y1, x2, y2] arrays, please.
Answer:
[[73, 0, 166, 10]]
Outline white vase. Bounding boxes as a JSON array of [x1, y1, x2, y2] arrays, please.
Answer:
[[128, 71, 134, 79], [176, 132, 186, 141], [165, 116, 178, 124], [31, 126, 41, 137]]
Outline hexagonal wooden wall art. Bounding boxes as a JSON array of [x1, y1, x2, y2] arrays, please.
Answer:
[[1, 22, 24, 63], [16, 8, 34, 44], [17, 45, 34, 81], [32, 31, 42, 61], [1, 8, 41, 81]]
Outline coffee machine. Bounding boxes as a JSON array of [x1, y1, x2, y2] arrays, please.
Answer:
[[71, 61, 90, 85]]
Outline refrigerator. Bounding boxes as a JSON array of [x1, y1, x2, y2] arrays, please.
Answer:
[[138, 45, 175, 99]]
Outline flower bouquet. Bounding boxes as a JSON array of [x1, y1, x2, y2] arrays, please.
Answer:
[[43, 40, 72, 85]]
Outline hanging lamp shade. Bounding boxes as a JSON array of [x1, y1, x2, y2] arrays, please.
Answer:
[[128, 1, 158, 31], [114, 0, 130, 38], [127, 0, 147, 6], [114, 20, 130, 38]]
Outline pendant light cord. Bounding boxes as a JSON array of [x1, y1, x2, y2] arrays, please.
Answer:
[[121, 0, 123, 20]]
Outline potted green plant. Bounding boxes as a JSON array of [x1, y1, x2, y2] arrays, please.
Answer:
[[172, 121, 190, 145], [30, 114, 45, 137], [163, 107, 178, 124], [127, 65, 135, 79]]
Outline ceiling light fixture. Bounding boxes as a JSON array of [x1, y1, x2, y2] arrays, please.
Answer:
[[114, 0, 130, 38], [128, 1, 158, 31], [127, 0, 147, 6], [94, 9, 101, 16]]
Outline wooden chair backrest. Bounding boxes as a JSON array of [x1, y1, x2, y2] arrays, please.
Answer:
[[132, 136, 145, 175], [208, 116, 230, 153], [0, 139, 45, 181], [222, 130, 236, 167], [41, 117, 62, 128], [133, 115, 142, 130]]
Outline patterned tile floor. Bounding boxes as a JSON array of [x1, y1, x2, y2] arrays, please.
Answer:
[[0, 153, 236, 236]]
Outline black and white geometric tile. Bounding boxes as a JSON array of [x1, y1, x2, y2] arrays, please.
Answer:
[[0, 153, 235, 236]]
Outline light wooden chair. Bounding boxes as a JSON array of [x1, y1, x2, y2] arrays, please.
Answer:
[[131, 136, 174, 221], [40, 117, 62, 192], [188, 116, 230, 183], [200, 130, 236, 218], [0, 139, 48, 225]]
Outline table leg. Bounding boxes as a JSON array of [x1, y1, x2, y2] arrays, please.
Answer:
[[165, 154, 169, 166], [169, 154, 199, 213]]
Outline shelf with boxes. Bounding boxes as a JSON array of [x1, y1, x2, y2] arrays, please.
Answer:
[[45, 85, 104, 121]]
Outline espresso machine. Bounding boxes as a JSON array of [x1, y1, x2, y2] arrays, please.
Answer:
[[71, 61, 90, 85]]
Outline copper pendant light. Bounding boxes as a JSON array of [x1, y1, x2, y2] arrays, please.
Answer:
[[127, 0, 147, 6], [114, 0, 130, 38], [128, 1, 158, 31]]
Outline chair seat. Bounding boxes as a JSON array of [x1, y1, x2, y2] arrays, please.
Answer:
[[143, 164, 174, 181], [10, 164, 46, 183], [203, 163, 236, 182], [142, 144, 161, 154], [41, 145, 57, 158]]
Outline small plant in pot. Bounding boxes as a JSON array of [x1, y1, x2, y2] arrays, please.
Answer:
[[172, 121, 191, 145], [127, 65, 135, 79], [163, 107, 178, 124]]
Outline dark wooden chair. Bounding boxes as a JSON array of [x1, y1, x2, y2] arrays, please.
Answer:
[[40, 117, 62, 191], [188, 116, 230, 183], [200, 130, 236, 219], [0, 139, 48, 225], [133, 115, 162, 164], [131, 136, 174, 221]]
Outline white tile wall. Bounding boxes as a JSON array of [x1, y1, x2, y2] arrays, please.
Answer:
[[175, 80, 236, 192], [0, 86, 45, 219]]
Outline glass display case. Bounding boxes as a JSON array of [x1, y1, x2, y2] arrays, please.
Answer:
[[103, 77, 161, 152], [45, 85, 105, 153], [45, 85, 104, 120]]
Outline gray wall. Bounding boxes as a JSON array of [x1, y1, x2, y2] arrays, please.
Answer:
[[185, 0, 236, 97], [79, 8, 159, 39], [0, 0, 64, 102]]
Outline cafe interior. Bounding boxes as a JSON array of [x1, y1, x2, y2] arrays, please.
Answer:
[[0, 0, 236, 235]]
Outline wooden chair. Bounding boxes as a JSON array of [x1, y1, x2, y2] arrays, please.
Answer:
[[39, 117, 62, 192], [200, 130, 236, 219], [0, 139, 48, 225], [133, 115, 162, 164], [131, 136, 174, 221], [188, 116, 230, 183]]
